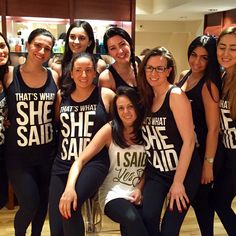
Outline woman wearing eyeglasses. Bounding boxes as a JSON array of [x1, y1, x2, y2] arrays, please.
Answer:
[[48, 52, 115, 236], [177, 35, 221, 236], [138, 46, 201, 236]]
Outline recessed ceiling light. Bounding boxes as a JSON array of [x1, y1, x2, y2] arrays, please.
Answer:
[[208, 9, 218, 12]]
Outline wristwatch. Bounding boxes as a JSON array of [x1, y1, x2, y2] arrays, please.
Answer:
[[204, 157, 214, 164]]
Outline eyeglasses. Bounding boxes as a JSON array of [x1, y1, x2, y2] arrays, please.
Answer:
[[145, 65, 167, 73]]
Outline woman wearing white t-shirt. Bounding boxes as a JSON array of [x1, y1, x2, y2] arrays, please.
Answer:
[[59, 86, 149, 236]]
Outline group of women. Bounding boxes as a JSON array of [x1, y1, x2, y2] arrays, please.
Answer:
[[0, 20, 235, 236]]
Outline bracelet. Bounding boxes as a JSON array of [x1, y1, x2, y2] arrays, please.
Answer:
[[204, 156, 214, 164]]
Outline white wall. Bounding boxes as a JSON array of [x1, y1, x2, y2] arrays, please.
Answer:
[[135, 20, 203, 77]]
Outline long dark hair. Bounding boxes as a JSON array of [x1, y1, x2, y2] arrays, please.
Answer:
[[103, 27, 138, 79], [0, 33, 11, 82], [187, 35, 221, 100], [61, 52, 97, 98], [111, 86, 144, 148], [61, 21, 95, 80], [137, 46, 176, 114]]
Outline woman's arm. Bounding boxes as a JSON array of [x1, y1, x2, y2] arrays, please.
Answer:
[[169, 87, 195, 212], [54, 90, 62, 122], [48, 57, 62, 78], [96, 58, 107, 74], [101, 87, 115, 114], [130, 173, 145, 205], [98, 69, 116, 91], [59, 123, 112, 219], [201, 82, 220, 184]]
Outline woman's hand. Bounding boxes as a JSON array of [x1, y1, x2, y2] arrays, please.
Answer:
[[129, 188, 142, 205], [168, 181, 189, 213], [59, 187, 77, 219], [201, 161, 214, 184]]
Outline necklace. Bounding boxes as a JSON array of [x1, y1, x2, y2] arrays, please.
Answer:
[[186, 74, 201, 90]]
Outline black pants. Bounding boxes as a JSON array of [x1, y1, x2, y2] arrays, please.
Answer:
[[7, 161, 52, 236], [0, 154, 8, 209], [104, 198, 149, 236], [49, 162, 108, 236], [212, 159, 236, 236], [191, 183, 214, 236], [142, 151, 201, 236], [191, 142, 224, 236]]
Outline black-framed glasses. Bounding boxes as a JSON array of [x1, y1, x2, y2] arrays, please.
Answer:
[[145, 65, 167, 73]]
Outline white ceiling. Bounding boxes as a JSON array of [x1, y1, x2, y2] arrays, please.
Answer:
[[136, 0, 236, 21]]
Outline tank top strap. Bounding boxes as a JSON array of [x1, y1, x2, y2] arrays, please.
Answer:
[[108, 64, 122, 81], [12, 65, 21, 92], [98, 86, 105, 107], [176, 70, 191, 87], [165, 85, 177, 102]]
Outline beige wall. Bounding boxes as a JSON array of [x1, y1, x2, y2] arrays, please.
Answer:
[[135, 20, 203, 77]]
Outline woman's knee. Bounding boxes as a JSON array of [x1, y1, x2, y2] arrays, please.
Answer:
[[124, 211, 142, 226], [19, 193, 40, 216]]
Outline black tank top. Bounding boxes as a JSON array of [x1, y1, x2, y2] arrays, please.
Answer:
[[52, 86, 109, 175], [5, 66, 58, 165], [142, 86, 183, 178], [0, 88, 7, 157], [219, 73, 236, 169], [178, 73, 207, 159], [108, 64, 134, 89]]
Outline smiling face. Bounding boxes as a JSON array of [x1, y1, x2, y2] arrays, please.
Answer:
[[27, 34, 53, 64], [188, 46, 208, 74], [70, 56, 96, 88], [217, 33, 236, 70], [69, 27, 91, 54], [107, 35, 131, 63], [145, 55, 172, 88], [0, 35, 9, 66], [116, 95, 137, 127]]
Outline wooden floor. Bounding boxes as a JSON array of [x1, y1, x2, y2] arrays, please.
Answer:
[[1, 201, 235, 236]]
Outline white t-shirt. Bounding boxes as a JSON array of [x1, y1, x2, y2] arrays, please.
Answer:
[[99, 140, 146, 212]]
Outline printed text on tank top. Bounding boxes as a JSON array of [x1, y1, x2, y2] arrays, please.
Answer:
[[220, 98, 236, 149], [142, 87, 181, 172]]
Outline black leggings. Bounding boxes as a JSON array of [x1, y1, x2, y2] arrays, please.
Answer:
[[49, 162, 108, 236], [191, 183, 214, 236], [0, 157, 8, 209], [212, 166, 236, 236], [191, 141, 224, 236], [7, 161, 52, 236], [142, 152, 201, 236], [104, 198, 149, 236]]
